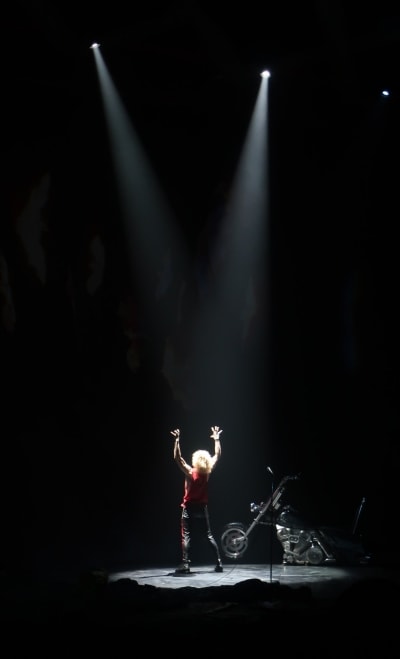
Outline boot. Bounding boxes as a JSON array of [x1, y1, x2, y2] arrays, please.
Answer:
[[175, 560, 190, 574], [215, 559, 223, 573]]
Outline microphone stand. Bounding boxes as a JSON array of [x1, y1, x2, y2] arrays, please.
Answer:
[[267, 466, 279, 584]]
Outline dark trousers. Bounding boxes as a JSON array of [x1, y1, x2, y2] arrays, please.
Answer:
[[180, 503, 221, 564]]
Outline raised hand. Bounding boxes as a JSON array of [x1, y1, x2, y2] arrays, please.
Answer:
[[170, 428, 180, 440], [210, 426, 223, 440]]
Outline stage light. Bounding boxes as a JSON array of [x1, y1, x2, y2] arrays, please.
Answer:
[[261, 70, 270, 78], [90, 42, 101, 49]]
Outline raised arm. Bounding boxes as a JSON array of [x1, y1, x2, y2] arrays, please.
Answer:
[[171, 428, 191, 475], [210, 425, 222, 470]]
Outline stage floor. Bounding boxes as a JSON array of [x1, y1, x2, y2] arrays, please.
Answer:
[[1, 559, 399, 646], [108, 560, 399, 603]]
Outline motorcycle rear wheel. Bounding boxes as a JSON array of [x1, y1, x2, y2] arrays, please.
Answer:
[[221, 523, 248, 559]]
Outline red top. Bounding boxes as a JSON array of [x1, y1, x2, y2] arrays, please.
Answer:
[[182, 470, 209, 506]]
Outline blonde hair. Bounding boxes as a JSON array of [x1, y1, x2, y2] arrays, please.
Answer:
[[192, 450, 212, 474]]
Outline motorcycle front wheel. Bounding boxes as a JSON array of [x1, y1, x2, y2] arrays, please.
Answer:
[[221, 523, 249, 559]]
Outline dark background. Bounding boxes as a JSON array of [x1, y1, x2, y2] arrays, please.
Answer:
[[1, 1, 399, 576]]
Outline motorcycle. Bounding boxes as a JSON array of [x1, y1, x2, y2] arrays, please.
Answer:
[[220, 473, 371, 566]]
